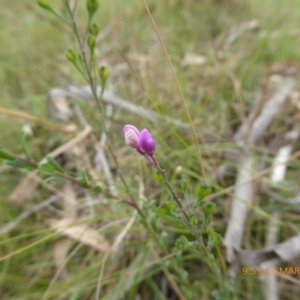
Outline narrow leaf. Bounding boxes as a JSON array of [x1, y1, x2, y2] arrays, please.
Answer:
[[46, 156, 65, 173], [5, 160, 36, 171], [21, 134, 32, 160], [0, 149, 15, 160], [39, 163, 57, 176]]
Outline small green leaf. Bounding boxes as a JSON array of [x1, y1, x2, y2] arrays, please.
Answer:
[[149, 212, 157, 231], [81, 170, 90, 185], [181, 175, 188, 192], [46, 156, 65, 173], [175, 254, 183, 267], [158, 201, 177, 217], [158, 260, 171, 269], [0, 149, 15, 160], [189, 215, 198, 227], [158, 203, 169, 215], [154, 170, 164, 183], [39, 163, 57, 176], [208, 232, 223, 247], [77, 170, 91, 189], [44, 176, 69, 183], [175, 236, 190, 251], [165, 201, 177, 211], [91, 185, 102, 193], [196, 184, 212, 206], [145, 199, 156, 211], [5, 160, 36, 171], [159, 231, 169, 247], [21, 134, 32, 160]]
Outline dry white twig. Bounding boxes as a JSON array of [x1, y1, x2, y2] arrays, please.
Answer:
[[271, 128, 300, 183], [236, 234, 300, 267], [226, 19, 260, 47], [260, 128, 300, 299], [94, 104, 117, 196], [223, 153, 254, 275], [49, 86, 216, 141], [235, 77, 295, 143], [260, 211, 280, 300], [73, 104, 117, 196]]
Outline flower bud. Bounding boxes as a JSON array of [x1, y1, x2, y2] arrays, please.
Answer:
[[138, 129, 155, 156], [87, 35, 96, 50], [37, 0, 51, 9], [202, 202, 216, 218], [66, 49, 77, 63], [195, 184, 212, 206], [87, 0, 99, 23], [175, 236, 190, 251], [88, 23, 100, 36], [98, 66, 110, 89]]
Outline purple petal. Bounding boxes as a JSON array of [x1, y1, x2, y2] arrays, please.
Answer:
[[138, 129, 155, 156], [123, 124, 140, 149], [123, 125, 140, 136]]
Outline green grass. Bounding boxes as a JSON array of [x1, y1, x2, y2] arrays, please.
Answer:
[[1, 0, 300, 299]]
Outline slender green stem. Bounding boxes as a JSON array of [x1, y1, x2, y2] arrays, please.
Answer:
[[151, 155, 233, 298]]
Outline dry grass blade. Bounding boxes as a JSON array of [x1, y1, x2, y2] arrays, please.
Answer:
[[0, 106, 77, 134], [49, 219, 110, 252], [51, 184, 77, 278], [62, 183, 77, 219], [8, 126, 92, 203], [0, 195, 59, 236], [53, 239, 73, 279], [9, 172, 40, 203]]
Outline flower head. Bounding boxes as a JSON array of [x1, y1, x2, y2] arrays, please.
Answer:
[[138, 129, 155, 156], [123, 125, 156, 158]]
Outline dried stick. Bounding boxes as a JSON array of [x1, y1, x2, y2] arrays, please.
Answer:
[[49, 86, 216, 141], [223, 153, 254, 276], [260, 128, 300, 299], [235, 77, 294, 144]]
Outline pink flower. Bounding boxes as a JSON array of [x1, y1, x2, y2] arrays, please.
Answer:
[[123, 124, 156, 166]]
